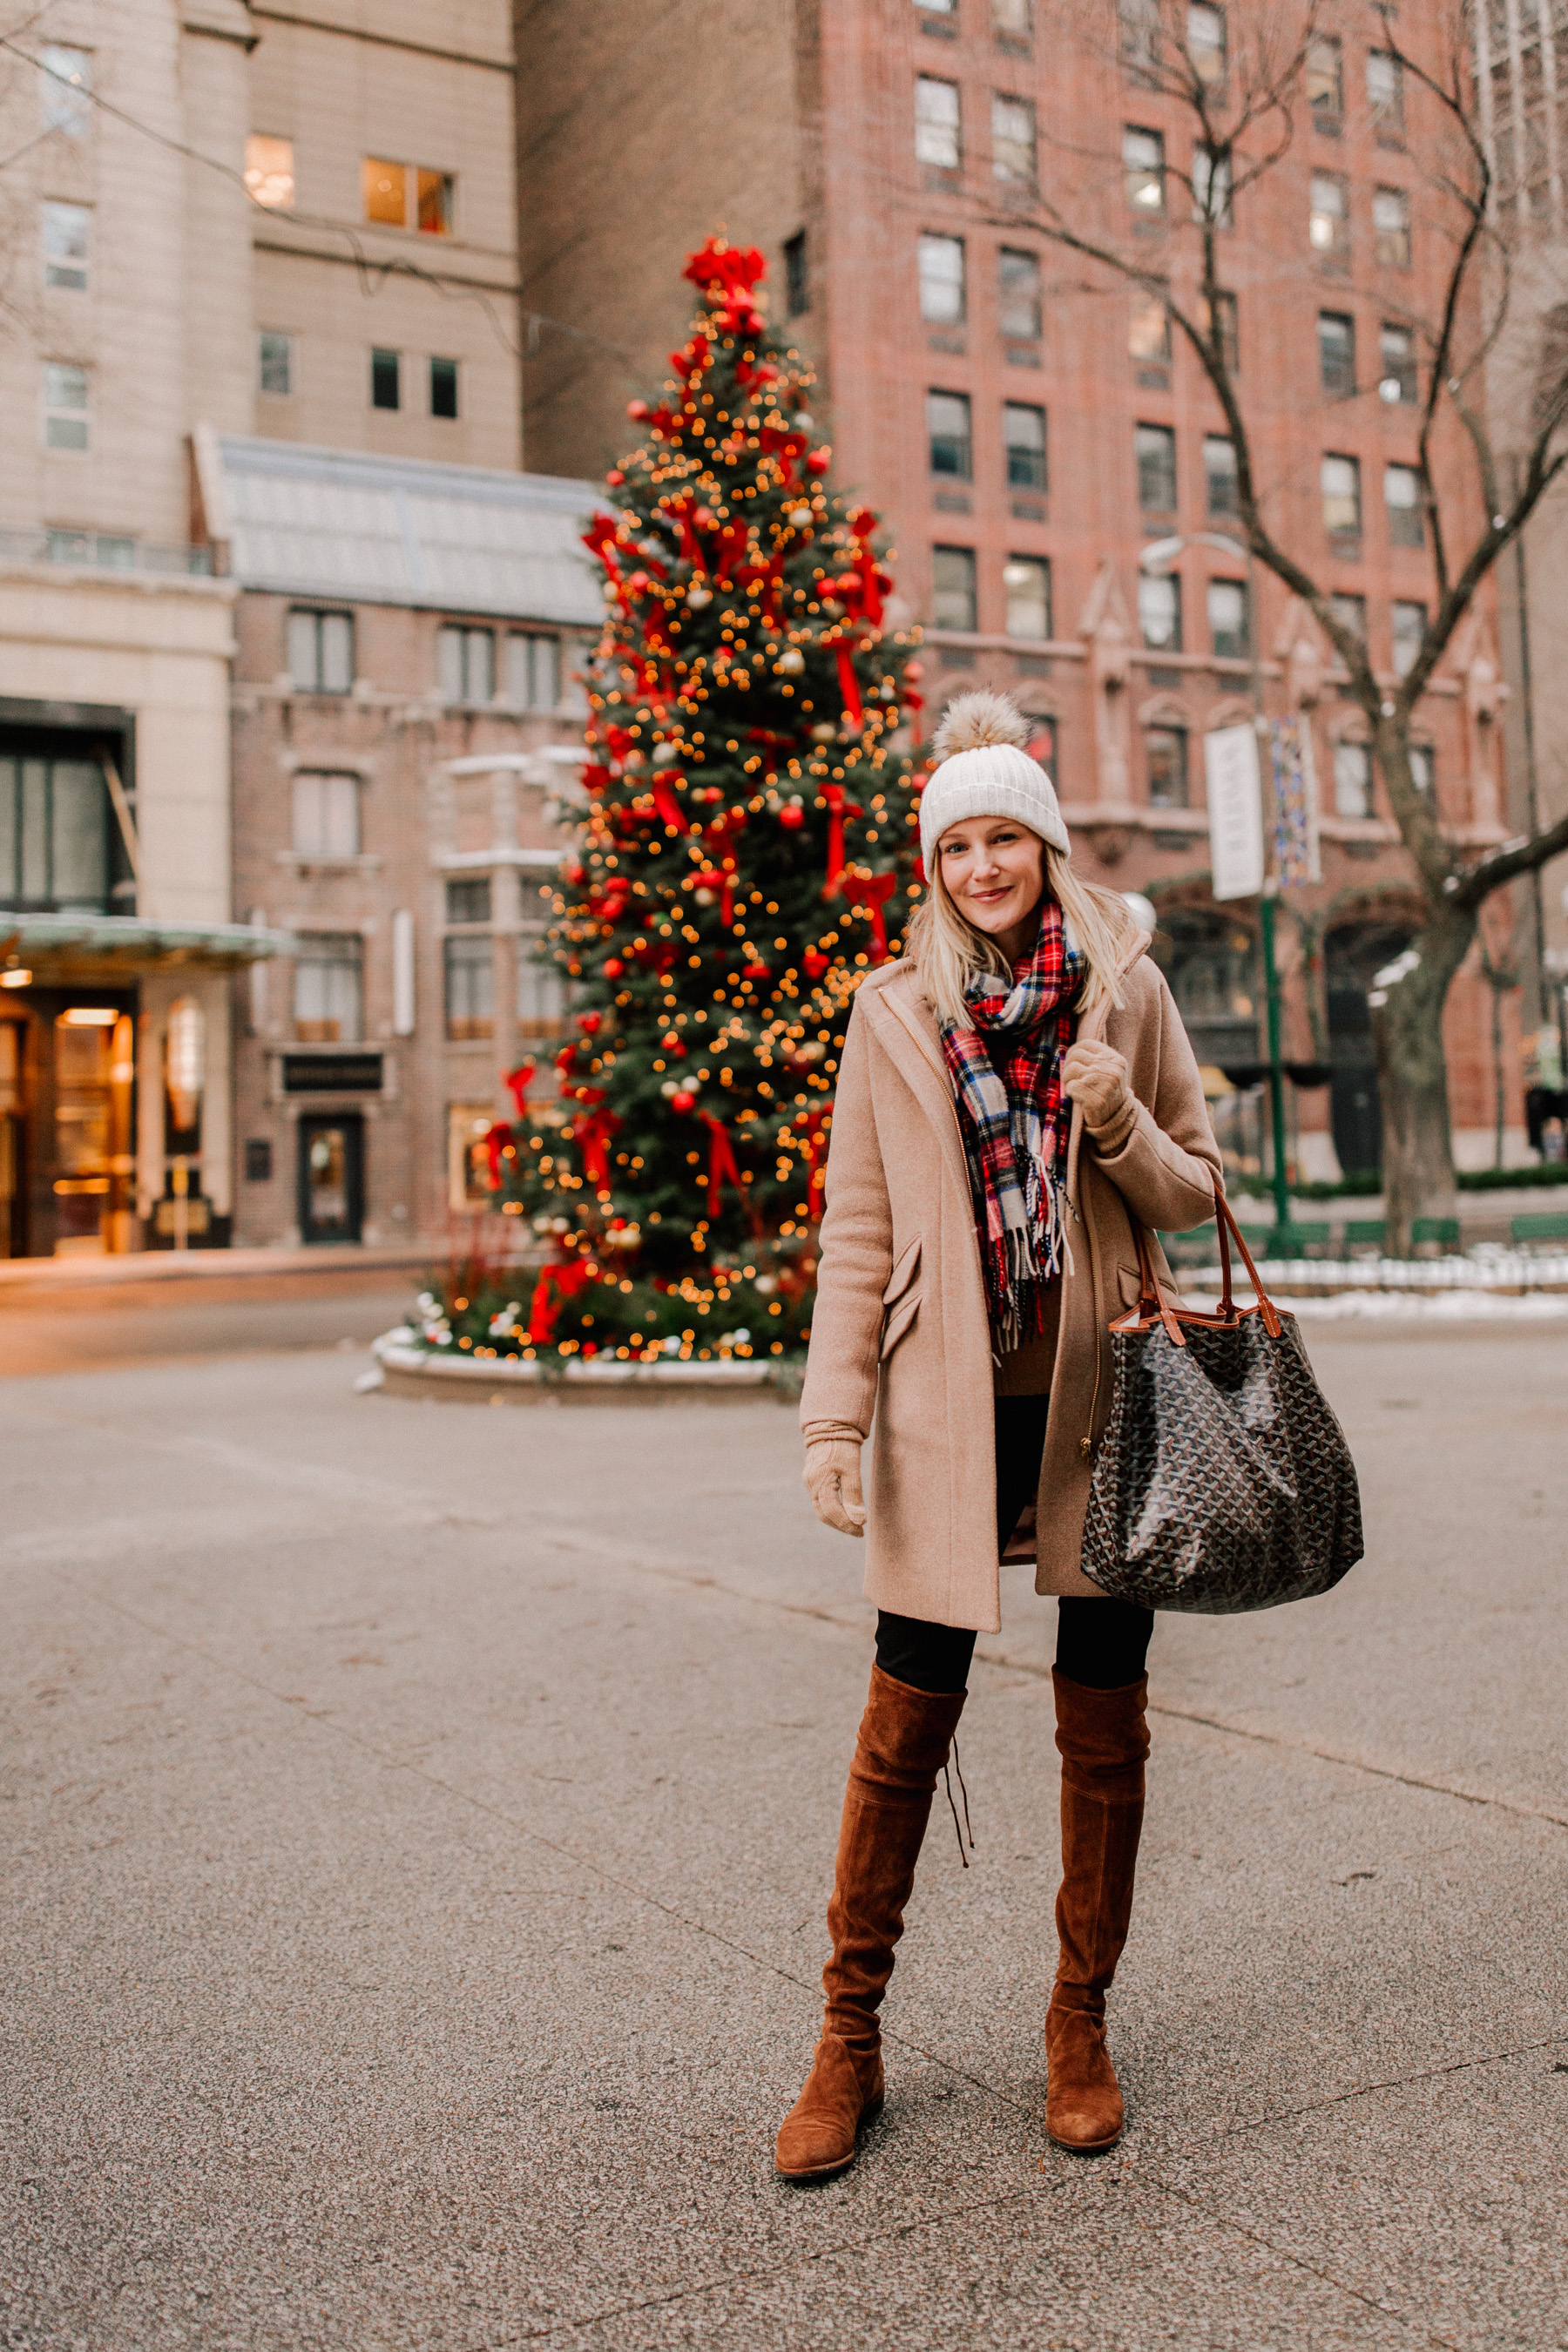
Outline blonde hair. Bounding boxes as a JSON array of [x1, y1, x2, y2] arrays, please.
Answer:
[[909, 840, 1132, 1028]]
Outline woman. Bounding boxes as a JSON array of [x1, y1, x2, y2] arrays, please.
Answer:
[[776, 690, 1221, 2180]]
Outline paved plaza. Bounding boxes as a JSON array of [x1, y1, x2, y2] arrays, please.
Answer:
[[3, 1307, 1567, 2349]]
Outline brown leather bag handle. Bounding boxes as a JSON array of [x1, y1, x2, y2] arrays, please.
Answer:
[[1213, 1189, 1283, 1336], [1121, 1187, 1282, 1343]]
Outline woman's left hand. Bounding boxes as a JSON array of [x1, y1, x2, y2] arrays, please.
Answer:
[[1061, 1040, 1132, 1132]]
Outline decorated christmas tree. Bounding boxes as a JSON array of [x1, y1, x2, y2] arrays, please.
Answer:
[[456, 237, 925, 1370]]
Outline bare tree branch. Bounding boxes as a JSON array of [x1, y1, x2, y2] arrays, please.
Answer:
[[1451, 809, 1568, 910]]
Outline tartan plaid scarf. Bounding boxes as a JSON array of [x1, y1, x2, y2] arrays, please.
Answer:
[[939, 901, 1084, 1352]]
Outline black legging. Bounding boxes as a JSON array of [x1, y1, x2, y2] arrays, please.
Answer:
[[875, 1394, 1153, 1696]]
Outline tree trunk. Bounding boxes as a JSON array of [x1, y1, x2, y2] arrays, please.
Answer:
[[1372, 909, 1475, 1254]]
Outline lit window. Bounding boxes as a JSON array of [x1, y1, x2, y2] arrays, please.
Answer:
[[785, 229, 808, 317], [1385, 463, 1423, 546], [998, 247, 1041, 339], [43, 362, 87, 450], [446, 876, 491, 924], [1409, 743, 1434, 796], [294, 935, 363, 1043], [517, 929, 567, 1038], [438, 625, 496, 704], [362, 158, 454, 233], [1129, 292, 1171, 362], [1334, 740, 1371, 817], [1329, 592, 1367, 643], [1136, 422, 1178, 510], [1193, 145, 1232, 225], [258, 331, 293, 397], [1373, 186, 1410, 267], [1321, 453, 1362, 539], [444, 936, 494, 1041], [430, 356, 458, 418], [932, 544, 977, 631], [1004, 556, 1051, 639], [363, 158, 407, 225], [1310, 172, 1348, 256], [1146, 727, 1188, 807], [292, 773, 360, 858], [505, 634, 561, 709], [416, 169, 453, 234], [1203, 435, 1238, 515], [245, 134, 294, 207], [1004, 402, 1046, 490], [1124, 125, 1166, 211], [1366, 51, 1403, 136], [371, 348, 401, 411], [1187, 3, 1227, 84], [927, 389, 972, 478], [992, 93, 1036, 183], [1317, 311, 1355, 397], [1392, 601, 1427, 677], [42, 202, 88, 290], [915, 77, 961, 169], [918, 233, 966, 325], [1379, 322, 1417, 403], [1208, 578, 1248, 659], [1307, 35, 1343, 117], [287, 610, 354, 693], [41, 45, 91, 136], [1139, 571, 1182, 651]]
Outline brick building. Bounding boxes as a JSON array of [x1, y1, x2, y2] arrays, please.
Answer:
[[517, 0, 1529, 1180]]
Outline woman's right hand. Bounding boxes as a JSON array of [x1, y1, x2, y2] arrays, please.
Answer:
[[804, 1436, 866, 1538]]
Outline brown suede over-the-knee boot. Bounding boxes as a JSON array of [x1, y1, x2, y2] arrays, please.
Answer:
[[1044, 1667, 1150, 2154], [775, 1665, 966, 2182]]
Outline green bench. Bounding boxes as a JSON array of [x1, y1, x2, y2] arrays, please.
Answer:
[[1411, 1216, 1461, 1248], [1342, 1219, 1387, 1252], [1511, 1211, 1568, 1245]]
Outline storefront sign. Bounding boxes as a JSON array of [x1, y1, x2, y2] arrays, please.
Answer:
[[1205, 723, 1265, 902], [280, 1052, 383, 1094]]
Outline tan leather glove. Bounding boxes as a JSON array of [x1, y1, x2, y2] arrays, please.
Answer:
[[804, 1436, 866, 1538], [1062, 1040, 1135, 1149]]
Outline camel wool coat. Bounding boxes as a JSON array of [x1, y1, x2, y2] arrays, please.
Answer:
[[799, 929, 1223, 1633]]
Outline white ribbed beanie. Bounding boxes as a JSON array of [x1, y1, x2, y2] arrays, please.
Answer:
[[917, 689, 1070, 870]]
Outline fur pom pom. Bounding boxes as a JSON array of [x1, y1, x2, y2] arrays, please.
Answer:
[[932, 689, 1029, 761]]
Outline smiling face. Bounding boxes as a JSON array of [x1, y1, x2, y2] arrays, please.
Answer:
[[936, 814, 1045, 953]]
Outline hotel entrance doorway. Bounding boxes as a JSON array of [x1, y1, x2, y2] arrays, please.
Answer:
[[298, 1113, 363, 1245]]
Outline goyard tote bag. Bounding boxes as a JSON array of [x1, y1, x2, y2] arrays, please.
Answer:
[[1079, 1193, 1362, 1612]]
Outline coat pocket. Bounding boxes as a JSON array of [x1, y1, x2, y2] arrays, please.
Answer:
[[880, 1291, 920, 1361], [880, 1237, 923, 1360], [882, 1234, 922, 1305]]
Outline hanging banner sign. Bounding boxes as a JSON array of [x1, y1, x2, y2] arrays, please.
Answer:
[[1206, 723, 1266, 902], [1269, 718, 1322, 887]]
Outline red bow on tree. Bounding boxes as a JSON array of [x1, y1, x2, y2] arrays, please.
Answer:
[[527, 1260, 593, 1345], [699, 1112, 743, 1223]]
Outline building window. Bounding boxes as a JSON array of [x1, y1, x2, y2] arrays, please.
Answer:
[[258, 331, 293, 396], [1379, 321, 1417, 403], [785, 229, 809, 316], [916, 0, 955, 12], [1317, 310, 1355, 396], [932, 544, 977, 631], [1310, 172, 1348, 258], [915, 77, 961, 170], [992, 93, 1037, 183], [1409, 743, 1434, 796], [1004, 402, 1046, 490], [244, 1139, 274, 1183], [993, 0, 1033, 33], [1203, 434, 1238, 516], [438, 624, 496, 704], [505, 633, 561, 709], [244, 133, 294, 208], [1146, 727, 1188, 807], [287, 609, 355, 693], [1366, 51, 1403, 138], [43, 362, 88, 449], [1385, 463, 1423, 546], [370, 348, 401, 410], [292, 773, 360, 858], [1329, 591, 1368, 643], [1025, 714, 1057, 776], [1004, 556, 1051, 639], [1373, 186, 1410, 267], [1208, 578, 1248, 658], [998, 247, 1041, 339], [1197, 287, 1239, 370], [1139, 571, 1182, 651], [918, 233, 965, 325], [1392, 599, 1427, 677], [1136, 422, 1178, 511], [1124, 125, 1166, 212], [429, 357, 458, 418], [1307, 34, 1343, 119], [294, 935, 363, 1043], [0, 754, 112, 912], [443, 935, 493, 1042], [1187, 2, 1227, 83], [927, 390, 972, 478], [446, 875, 492, 924], [41, 45, 91, 136], [1321, 453, 1362, 541], [517, 929, 566, 1038], [1192, 145, 1232, 225], [1333, 740, 1372, 817], [42, 201, 88, 290], [362, 158, 453, 234], [1129, 292, 1171, 363]]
